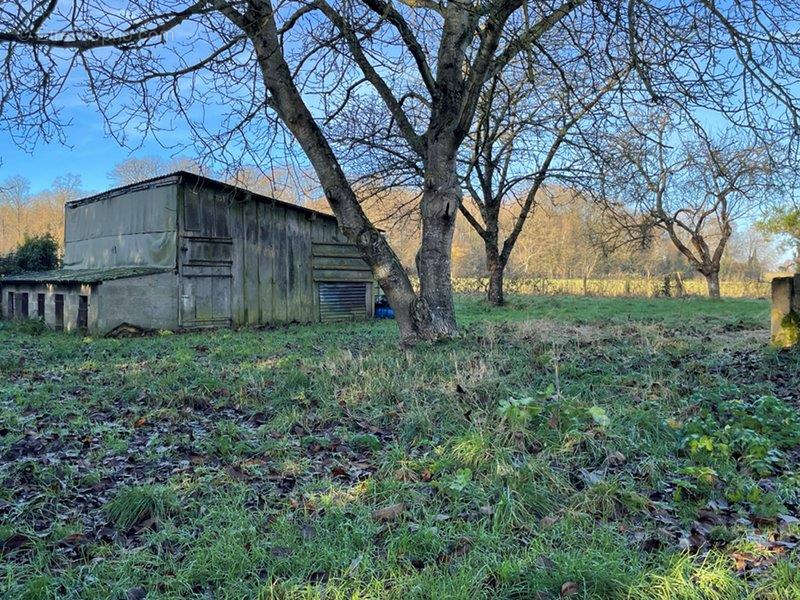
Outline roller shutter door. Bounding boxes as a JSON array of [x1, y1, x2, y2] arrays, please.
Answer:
[[318, 282, 368, 322]]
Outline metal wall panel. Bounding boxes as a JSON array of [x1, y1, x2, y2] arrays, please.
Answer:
[[318, 282, 368, 322]]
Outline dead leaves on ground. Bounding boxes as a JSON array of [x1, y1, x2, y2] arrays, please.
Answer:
[[372, 502, 406, 522]]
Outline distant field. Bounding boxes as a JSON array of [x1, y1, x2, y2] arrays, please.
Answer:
[[2, 295, 799, 599], [452, 277, 771, 298]]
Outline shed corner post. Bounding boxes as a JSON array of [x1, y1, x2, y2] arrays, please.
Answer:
[[771, 276, 799, 348]]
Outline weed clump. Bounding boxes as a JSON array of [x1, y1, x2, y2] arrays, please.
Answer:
[[104, 484, 178, 530]]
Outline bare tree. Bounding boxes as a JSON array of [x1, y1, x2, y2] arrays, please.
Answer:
[[108, 157, 170, 186], [3, 2, 800, 340], [109, 157, 208, 186], [598, 115, 782, 297], [227, 165, 319, 205], [0, 176, 31, 246], [459, 62, 628, 305]]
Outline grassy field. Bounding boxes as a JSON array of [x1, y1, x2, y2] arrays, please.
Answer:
[[2, 295, 799, 599]]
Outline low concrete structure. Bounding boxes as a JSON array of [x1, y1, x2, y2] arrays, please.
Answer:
[[1, 172, 375, 334], [1, 267, 173, 332], [771, 275, 800, 348]]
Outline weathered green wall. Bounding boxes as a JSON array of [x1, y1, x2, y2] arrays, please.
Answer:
[[64, 182, 178, 269], [178, 181, 373, 327]]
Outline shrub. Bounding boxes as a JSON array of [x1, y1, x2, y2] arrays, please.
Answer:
[[0, 233, 60, 276]]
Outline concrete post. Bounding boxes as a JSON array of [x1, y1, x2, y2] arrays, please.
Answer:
[[771, 276, 800, 348]]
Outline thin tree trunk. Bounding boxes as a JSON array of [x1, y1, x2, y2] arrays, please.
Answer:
[[705, 270, 721, 298], [486, 244, 505, 306]]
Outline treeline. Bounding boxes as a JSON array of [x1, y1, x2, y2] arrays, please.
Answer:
[[308, 187, 779, 285], [0, 160, 780, 285]]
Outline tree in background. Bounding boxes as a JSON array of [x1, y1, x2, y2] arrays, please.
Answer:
[[596, 115, 783, 297], [108, 157, 208, 186], [0, 176, 30, 246], [458, 61, 627, 305], [0, 175, 81, 254], [4, 2, 800, 340], [758, 208, 800, 271]]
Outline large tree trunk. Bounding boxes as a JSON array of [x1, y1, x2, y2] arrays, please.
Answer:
[[486, 244, 505, 306], [252, 11, 454, 345], [413, 150, 460, 339], [705, 269, 721, 298]]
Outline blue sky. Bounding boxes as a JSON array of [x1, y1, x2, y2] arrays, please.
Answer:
[[0, 103, 189, 194]]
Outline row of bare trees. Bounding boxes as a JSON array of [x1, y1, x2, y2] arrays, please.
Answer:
[[0, 175, 81, 254], [3, 1, 800, 341], [2, 160, 777, 289]]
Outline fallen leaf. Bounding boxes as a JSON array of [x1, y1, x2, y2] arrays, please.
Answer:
[[605, 451, 626, 466], [1, 533, 31, 555], [443, 537, 471, 561], [225, 465, 248, 481], [372, 503, 405, 522], [134, 517, 158, 535], [330, 465, 349, 478], [561, 581, 579, 596], [536, 555, 556, 569], [56, 532, 87, 548]]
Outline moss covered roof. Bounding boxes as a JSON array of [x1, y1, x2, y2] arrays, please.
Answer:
[[0, 266, 172, 284]]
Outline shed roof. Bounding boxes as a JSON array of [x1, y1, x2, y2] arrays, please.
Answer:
[[66, 171, 338, 222], [1, 266, 172, 284]]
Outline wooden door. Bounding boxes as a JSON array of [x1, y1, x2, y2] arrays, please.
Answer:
[[179, 187, 233, 328]]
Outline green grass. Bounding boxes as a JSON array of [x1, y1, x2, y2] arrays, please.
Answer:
[[1, 294, 799, 599]]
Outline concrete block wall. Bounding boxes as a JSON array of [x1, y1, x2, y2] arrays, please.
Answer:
[[771, 275, 800, 348], [95, 272, 179, 333]]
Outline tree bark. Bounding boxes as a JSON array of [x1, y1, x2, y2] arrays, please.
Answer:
[[705, 269, 721, 298], [414, 149, 460, 339], [486, 244, 505, 306]]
